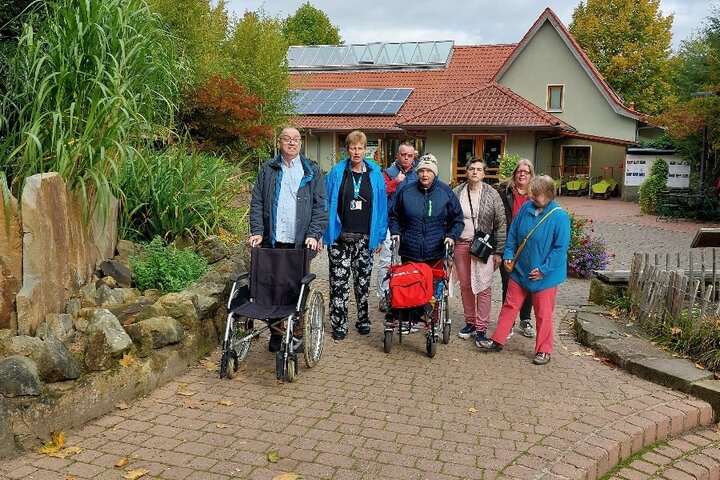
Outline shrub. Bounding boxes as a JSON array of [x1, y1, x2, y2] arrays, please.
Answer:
[[498, 153, 522, 181], [130, 237, 208, 292], [638, 157, 669, 214], [120, 148, 245, 242]]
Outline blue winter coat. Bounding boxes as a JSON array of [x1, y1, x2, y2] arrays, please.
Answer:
[[250, 154, 329, 248], [323, 158, 387, 251], [504, 199, 570, 292], [389, 177, 464, 262]]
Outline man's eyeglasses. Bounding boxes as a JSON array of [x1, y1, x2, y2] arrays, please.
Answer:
[[516, 170, 531, 176], [281, 136, 302, 144]]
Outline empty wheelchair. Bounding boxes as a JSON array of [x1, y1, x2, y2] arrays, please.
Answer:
[[383, 242, 452, 358], [220, 247, 325, 382]]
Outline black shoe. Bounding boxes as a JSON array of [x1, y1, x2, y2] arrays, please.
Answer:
[[268, 334, 282, 352], [476, 338, 503, 352], [356, 323, 371, 335], [331, 330, 346, 341]]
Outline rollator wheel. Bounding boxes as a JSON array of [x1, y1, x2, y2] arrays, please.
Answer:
[[303, 289, 325, 368], [383, 330, 392, 353], [426, 334, 437, 358], [440, 296, 451, 344]]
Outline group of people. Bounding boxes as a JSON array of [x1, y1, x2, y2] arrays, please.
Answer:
[[250, 127, 570, 365]]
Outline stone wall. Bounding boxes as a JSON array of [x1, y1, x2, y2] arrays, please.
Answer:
[[13, 173, 117, 336]]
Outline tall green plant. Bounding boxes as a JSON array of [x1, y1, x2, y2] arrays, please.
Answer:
[[498, 153, 522, 181], [638, 157, 669, 214], [120, 148, 245, 241], [0, 0, 181, 209]]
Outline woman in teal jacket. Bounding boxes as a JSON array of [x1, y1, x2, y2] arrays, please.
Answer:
[[324, 131, 387, 340], [477, 175, 570, 365]]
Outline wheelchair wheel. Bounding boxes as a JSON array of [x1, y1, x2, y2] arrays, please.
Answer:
[[383, 330, 392, 353], [232, 317, 252, 364], [225, 355, 236, 379], [426, 334, 437, 358], [440, 295, 451, 344], [303, 289, 325, 368]]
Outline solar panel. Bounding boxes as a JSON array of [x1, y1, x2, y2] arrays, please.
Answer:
[[288, 41, 453, 71], [291, 88, 412, 116]]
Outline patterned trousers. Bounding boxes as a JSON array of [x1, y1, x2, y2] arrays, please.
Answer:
[[328, 234, 373, 336]]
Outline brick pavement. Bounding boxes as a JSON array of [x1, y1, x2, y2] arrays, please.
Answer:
[[0, 197, 718, 480]]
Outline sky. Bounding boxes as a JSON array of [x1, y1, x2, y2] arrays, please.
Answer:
[[224, 0, 714, 51]]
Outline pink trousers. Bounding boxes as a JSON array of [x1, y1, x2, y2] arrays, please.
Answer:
[[490, 279, 557, 354], [454, 242, 492, 332]]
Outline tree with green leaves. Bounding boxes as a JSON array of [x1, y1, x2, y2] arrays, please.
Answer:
[[282, 2, 341, 45], [569, 0, 674, 115]]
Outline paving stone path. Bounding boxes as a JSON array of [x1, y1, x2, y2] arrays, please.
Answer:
[[1, 197, 719, 479]]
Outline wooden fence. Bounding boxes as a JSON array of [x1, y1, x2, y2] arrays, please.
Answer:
[[629, 248, 720, 325]]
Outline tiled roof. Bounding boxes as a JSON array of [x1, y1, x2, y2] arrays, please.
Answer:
[[399, 83, 575, 130], [289, 45, 517, 130]]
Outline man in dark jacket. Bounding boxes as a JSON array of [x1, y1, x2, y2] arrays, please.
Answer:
[[249, 127, 329, 351], [389, 154, 464, 263]]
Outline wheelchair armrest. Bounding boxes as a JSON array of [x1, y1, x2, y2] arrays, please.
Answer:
[[300, 273, 316, 285]]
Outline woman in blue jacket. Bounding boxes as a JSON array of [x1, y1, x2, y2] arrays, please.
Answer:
[[324, 131, 387, 340], [477, 175, 570, 365]]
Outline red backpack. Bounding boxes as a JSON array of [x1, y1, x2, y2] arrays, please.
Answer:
[[389, 262, 434, 308]]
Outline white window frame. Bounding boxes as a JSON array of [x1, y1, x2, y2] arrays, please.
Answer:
[[547, 84, 564, 112]]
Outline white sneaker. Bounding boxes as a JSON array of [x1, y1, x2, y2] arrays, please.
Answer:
[[519, 320, 536, 338]]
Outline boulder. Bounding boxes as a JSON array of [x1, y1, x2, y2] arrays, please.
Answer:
[[0, 192, 22, 331], [99, 260, 131, 288], [115, 239, 137, 261], [95, 276, 117, 289], [35, 336, 82, 382], [16, 173, 103, 336], [94, 284, 124, 306], [125, 316, 185, 357], [79, 283, 97, 308], [199, 256, 244, 285], [185, 282, 227, 298], [84, 309, 132, 371], [114, 288, 141, 303], [36, 314, 75, 343], [194, 295, 219, 319], [142, 289, 162, 301], [8, 335, 42, 357], [66, 297, 81, 317], [107, 298, 155, 325], [0, 356, 42, 397], [196, 235, 227, 263], [0, 398, 16, 457], [91, 194, 118, 261], [157, 293, 199, 329], [137, 302, 167, 322]]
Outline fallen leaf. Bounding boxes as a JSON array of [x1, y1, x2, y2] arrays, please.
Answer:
[[177, 389, 197, 397], [583, 352, 594, 356], [115, 457, 130, 468], [200, 359, 219, 372], [561, 345, 569, 351], [695, 363, 706, 370], [571, 351, 583, 356], [115, 401, 129, 410], [119, 353, 137, 368], [49, 446, 83, 459], [268, 451, 280, 463], [66, 477, 77, 480], [35, 431, 66, 454], [467, 407, 477, 414], [609, 308, 620, 318], [123, 468, 150, 479], [218, 399, 234, 406], [216, 424, 229, 429], [670, 327, 682, 336], [714, 372, 720, 380], [272, 473, 300, 480], [181, 400, 201, 409]]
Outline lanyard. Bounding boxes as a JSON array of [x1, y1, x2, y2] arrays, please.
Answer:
[[351, 164, 365, 200]]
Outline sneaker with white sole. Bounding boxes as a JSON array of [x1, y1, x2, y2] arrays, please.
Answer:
[[399, 322, 419, 334], [519, 319, 536, 338], [533, 352, 551, 365], [458, 323, 476, 339]]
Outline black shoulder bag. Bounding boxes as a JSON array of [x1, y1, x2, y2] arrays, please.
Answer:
[[467, 184, 496, 263]]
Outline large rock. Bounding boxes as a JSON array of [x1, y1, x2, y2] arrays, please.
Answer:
[[99, 260, 131, 288], [107, 298, 155, 325], [36, 314, 75, 343], [8, 335, 43, 357], [94, 284, 125, 306], [0, 356, 42, 397], [125, 316, 185, 357], [84, 309, 132, 371], [0, 192, 22, 331], [0, 398, 16, 457], [196, 235, 227, 263], [157, 293, 199, 329], [16, 173, 117, 336], [35, 336, 82, 382], [91, 195, 117, 261]]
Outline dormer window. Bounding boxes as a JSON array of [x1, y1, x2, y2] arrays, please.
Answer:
[[547, 85, 564, 112]]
